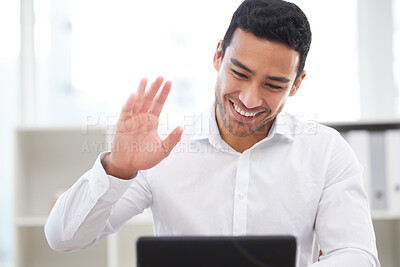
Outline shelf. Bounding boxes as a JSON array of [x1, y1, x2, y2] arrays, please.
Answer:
[[371, 211, 400, 220], [15, 128, 107, 217], [16, 216, 48, 227], [16, 226, 108, 267]]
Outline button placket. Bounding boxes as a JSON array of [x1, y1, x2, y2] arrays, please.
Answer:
[[232, 152, 250, 235]]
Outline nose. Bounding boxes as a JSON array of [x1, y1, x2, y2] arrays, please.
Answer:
[[238, 84, 262, 109]]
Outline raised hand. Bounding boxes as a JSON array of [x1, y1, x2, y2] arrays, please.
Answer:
[[102, 77, 183, 179]]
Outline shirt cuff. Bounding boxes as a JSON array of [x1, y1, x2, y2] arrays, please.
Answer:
[[88, 151, 135, 203]]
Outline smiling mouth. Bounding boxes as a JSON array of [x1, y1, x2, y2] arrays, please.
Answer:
[[230, 100, 263, 118]]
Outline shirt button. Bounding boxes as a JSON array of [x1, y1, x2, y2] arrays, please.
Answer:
[[76, 215, 82, 220], [110, 188, 117, 194], [238, 193, 245, 200], [241, 154, 248, 160], [97, 181, 105, 189]]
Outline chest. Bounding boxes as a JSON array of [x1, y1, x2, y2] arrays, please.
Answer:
[[147, 144, 324, 234]]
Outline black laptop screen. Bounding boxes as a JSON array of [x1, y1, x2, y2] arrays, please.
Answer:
[[137, 235, 297, 267]]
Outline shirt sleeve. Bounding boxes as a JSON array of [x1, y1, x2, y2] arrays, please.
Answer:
[[44, 152, 153, 252], [310, 133, 380, 267]]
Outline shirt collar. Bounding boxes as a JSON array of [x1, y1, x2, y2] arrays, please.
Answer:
[[270, 111, 295, 141]]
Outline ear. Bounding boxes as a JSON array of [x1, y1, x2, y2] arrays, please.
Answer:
[[213, 40, 223, 71], [289, 70, 306, 96]]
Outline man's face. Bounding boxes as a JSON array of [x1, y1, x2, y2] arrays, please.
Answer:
[[213, 29, 305, 138]]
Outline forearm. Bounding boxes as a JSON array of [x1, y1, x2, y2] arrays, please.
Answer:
[[44, 152, 135, 251], [44, 177, 115, 251], [309, 248, 379, 267], [313, 135, 380, 267]]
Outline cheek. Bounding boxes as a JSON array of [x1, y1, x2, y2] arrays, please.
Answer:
[[217, 71, 227, 92], [276, 94, 290, 109], [222, 75, 246, 96], [217, 73, 233, 97], [262, 92, 289, 110], [215, 72, 224, 98]]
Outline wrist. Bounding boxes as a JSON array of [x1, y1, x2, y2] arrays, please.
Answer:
[[102, 153, 138, 180]]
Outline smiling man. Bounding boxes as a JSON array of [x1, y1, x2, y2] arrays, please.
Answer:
[[45, 0, 380, 266]]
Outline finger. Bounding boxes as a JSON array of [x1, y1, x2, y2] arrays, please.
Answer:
[[140, 76, 164, 113], [120, 92, 136, 120], [120, 78, 147, 119], [149, 80, 172, 117], [132, 78, 148, 114], [162, 126, 183, 157]]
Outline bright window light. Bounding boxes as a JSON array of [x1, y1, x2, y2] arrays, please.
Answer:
[[34, 0, 360, 125], [0, 1, 20, 58], [287, 0, 360, 122]]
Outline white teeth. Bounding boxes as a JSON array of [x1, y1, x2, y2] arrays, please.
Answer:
[[233, 102, 258, 117]]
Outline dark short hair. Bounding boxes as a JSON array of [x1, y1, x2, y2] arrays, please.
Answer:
[[221, 0, 312, 78]]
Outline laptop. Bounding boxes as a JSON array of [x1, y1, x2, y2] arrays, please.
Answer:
[[137, 235, 297, 267]]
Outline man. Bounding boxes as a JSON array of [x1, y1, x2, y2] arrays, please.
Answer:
[[45, 0, 380, 266]]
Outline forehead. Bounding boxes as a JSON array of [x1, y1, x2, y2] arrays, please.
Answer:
[[226, 29, 300, 77]]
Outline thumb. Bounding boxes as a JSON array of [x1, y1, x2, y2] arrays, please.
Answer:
[[162, 126, 183, 157]]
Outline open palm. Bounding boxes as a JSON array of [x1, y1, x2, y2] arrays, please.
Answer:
[[106, 77, 183, 178]]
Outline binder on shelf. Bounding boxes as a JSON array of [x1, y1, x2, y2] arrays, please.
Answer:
[[343, 130, 373, 205], [369, 131, 388, 211], [344, 130, 388, 211], [385, 129, 400, 214]]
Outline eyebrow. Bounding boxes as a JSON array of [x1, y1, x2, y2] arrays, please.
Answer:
[[230, 58, 255, 75], [230, 57, 291, 84], [267, 76, 291, 83]]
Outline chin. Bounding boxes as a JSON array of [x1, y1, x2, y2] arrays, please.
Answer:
[[224, 114, 274, 137]]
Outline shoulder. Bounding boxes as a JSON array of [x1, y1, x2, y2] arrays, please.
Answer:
[[283, 112, 362, 184], [280, 112, 355, 164], [279, 111, 343, 142]]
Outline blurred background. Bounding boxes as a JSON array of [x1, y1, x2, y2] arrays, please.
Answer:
[[1, 0, 399, 266]]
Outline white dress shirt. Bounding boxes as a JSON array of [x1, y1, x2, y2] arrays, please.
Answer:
[[45, 104, 380, 267]]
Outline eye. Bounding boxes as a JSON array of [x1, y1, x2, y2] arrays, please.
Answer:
[[266, 83, 283, 90], [231, 69, 248, 79]]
